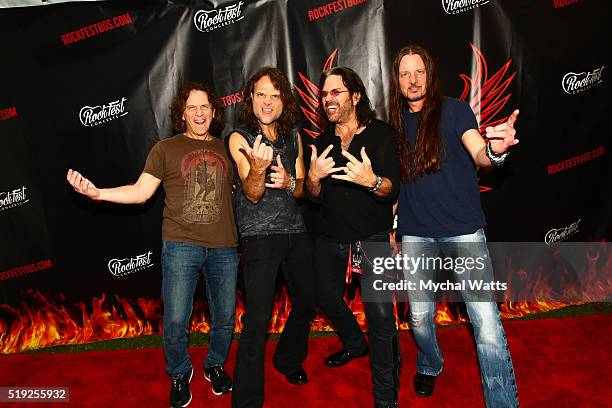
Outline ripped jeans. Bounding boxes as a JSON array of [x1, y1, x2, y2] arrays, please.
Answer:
[[401, 230, 519, 408]]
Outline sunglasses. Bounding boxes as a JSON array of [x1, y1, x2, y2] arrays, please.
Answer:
[[320, 88, 349, 98]]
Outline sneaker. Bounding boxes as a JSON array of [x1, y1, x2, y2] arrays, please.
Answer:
[[169, 368, 193, 407], [204, 366, 233, 395]]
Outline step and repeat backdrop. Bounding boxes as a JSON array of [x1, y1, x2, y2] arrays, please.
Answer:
[[0, 0, 610, 352]]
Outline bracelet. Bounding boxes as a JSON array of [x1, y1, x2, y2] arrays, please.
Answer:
[[486, 142, 509, 166], [285, 175, 296, 196], [368, 175, 383, 193]]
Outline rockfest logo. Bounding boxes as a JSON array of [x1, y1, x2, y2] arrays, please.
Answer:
[[545, 219, 581, 245], [442, 0, 490, 15], [79, 97, 128, 127], [194, 1, 245, 33], [107, 251, 154, 277], [0, 186, 29, 212], [562, 66, 604, 94]]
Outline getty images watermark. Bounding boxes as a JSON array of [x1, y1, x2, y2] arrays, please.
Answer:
[[357, 241, 612, 303], [369, 252, 506, 295]]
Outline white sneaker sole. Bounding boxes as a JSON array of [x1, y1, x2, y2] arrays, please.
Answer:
[[204, 372, 233, 396], [170, 368, 193, 408]]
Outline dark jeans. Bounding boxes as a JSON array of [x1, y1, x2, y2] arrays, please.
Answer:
[[161, 241, 238, 376], [232, 232, 316, 408], [314, 233, 400, 405]]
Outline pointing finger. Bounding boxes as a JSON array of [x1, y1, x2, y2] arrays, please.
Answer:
[[360, 147, 371, 164], [320, 144, 334, 160], [341, 149, 359, 165], [507, 109, 520, 127], [252, 134, 263, 151]]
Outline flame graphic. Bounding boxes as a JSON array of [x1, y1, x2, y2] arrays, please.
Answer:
[[296, 49, 338, 139], [4, 243, 610, 356]]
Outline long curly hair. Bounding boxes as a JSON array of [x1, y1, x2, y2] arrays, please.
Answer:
[[389, 45, 443, 182], [170, 82, 224, 136], [239, 67, 298, 141], [318, 67, 376, 130]]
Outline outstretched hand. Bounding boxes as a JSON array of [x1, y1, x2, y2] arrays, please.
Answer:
[[485, 109, 520, 154], [67, 169, 100, 199]]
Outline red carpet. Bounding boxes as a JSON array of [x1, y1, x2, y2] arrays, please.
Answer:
[[1, 314, 610, 407]]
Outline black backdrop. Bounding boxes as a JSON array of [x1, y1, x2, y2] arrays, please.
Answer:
[[1, 0, 610, 352]]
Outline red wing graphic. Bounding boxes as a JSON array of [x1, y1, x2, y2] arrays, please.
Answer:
[[296, 49, 338, 139], [460, 43, 517, 134], [459, 43, 517, 192]]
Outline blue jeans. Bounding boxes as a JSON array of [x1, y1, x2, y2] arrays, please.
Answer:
[[401, 229, 519, 408], [162, 240, 238, 376]]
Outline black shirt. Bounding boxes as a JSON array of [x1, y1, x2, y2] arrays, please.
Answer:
[[308, 119, 400, 243], [232, 126, 306, 238]]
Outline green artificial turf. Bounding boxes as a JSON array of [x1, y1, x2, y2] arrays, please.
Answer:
[[21, 302, 611, 355]]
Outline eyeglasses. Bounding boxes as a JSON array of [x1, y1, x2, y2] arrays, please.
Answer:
[[320, 88, 349, 98], [186, 104, 213, 113]]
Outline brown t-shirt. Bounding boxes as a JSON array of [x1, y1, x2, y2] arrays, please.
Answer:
[[143, 134, 237, 248]]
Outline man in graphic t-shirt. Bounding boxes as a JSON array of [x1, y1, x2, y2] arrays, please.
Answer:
[[67, 82, 238, 408]]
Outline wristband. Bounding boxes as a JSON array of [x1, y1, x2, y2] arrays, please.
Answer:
[[486, 142, 509, 166], [286, 175, 296, 196], [368, 175, 383, 193]]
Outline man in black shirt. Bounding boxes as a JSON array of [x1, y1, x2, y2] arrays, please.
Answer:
[[306, 67, 401, 408], [229, 67, 316, 408]]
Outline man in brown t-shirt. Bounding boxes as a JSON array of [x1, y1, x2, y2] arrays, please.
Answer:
[[67, 83, 238, 408]]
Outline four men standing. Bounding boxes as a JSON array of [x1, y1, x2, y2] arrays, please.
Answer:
[[68, 46, 520, 408]]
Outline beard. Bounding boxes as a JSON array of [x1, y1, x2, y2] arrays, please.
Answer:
[[326, 102, 354, 124], [406, 91, 426, 102]]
